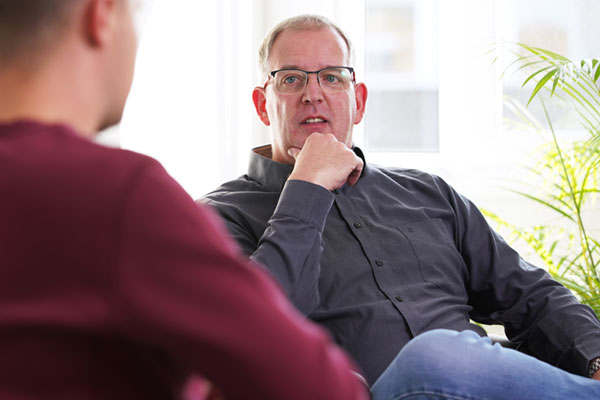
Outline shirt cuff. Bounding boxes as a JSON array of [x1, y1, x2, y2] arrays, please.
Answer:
[[274, 179, 334, 232], [572, 331, 600, 376]]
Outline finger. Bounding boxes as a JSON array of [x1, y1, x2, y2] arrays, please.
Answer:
[[287, 147, 301, 160], [347, 160, 364, 186], [347, 168, 360, 186]]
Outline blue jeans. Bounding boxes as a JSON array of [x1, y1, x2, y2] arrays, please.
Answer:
[[370, 329, 600, 400]]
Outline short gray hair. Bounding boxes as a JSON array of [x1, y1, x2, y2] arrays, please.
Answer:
[[258, 14, 355, 78]]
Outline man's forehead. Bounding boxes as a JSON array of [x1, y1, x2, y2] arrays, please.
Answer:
[[268, 28, 350, 68], [273, 27, 347, 49]]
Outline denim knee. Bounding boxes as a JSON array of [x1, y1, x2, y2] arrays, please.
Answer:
[[382, 329, 491, 385], [402, 329, 487, 360], [372, 329, 600, 400]]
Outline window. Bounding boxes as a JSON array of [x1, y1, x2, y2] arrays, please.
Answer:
[[117, 0, 599, 218], [364, 0, 439, 152], [502, 0, 600, 132]]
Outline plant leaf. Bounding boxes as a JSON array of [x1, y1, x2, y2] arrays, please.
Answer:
[[510, 190, 575, 221], [521, 65, 553, 88], [527, 69, 558, 105], [534, 47, 572, 62], [551, 70, 561, 96]]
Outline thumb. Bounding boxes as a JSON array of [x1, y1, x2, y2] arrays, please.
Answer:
[[287, 147, 301, 160]]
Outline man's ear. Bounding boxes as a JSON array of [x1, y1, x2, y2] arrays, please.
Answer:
[[83, 0, 116, 47], [252, 86, 271, 126], [353, 82, 368, 125]]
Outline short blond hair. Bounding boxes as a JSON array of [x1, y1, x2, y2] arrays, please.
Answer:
[[258, 14, 355, 78]]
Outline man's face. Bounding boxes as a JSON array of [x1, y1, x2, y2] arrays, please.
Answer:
[[253, 28, 367, 164]]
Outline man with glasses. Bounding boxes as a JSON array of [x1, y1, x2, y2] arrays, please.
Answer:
[[203, 14, 600, 399], [0, 2, 371, 399]]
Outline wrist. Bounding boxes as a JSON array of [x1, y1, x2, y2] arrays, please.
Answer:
[[288, 166, 339, 191]]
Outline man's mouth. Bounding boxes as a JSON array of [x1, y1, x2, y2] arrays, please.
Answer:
[[301, 118, 327, 124]]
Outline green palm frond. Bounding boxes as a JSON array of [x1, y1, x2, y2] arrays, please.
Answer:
[[488, 43, 600, 317]]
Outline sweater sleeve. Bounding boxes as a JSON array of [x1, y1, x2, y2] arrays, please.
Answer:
[[112, 159, 368, 400]]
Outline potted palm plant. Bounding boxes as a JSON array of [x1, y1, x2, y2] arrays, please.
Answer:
[[486, 44, 600, 316]]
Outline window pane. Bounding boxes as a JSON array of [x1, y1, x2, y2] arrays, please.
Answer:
[[364, 0, 439, 152], [366, 90, 438, 151], [503, 0, 600, 131]]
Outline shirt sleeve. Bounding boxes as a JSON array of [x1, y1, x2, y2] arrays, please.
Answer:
[[437, 175, 600, 376], [210, 179, 334, 316], [111, 160, 368, 400]]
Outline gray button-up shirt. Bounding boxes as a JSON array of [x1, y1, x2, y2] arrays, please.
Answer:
[[202, 145, 600, 385]]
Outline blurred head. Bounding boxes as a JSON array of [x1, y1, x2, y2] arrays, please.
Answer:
[[252, 15, 367, 164], [0, 0, 139, 132], [0, 0, 80, 69]]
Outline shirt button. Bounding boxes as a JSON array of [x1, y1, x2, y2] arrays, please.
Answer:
[[333, 189, 339, 194], [354, 222, 362, 229], [375, 260, 384, 267], [395, 296, 404, 302], [406, 227, 414, 232]]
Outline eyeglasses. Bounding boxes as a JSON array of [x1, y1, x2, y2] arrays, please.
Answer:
[[267, 67, 355, 94]]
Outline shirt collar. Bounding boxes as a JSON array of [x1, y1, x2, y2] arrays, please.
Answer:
[[247, 144, 367, 192]]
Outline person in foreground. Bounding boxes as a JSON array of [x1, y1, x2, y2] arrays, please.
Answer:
[[0, 2, 370, 399], [202, 14, 600, 399]]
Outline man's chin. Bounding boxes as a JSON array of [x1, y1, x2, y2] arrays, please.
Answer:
[[299, 123, 330, 134]]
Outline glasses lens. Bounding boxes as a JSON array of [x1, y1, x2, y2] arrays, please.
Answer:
[[274, 70, 307, 93], [318, 68, 352, 91]]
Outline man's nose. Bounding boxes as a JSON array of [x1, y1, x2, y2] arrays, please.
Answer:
[[301, 74, 324, 104]]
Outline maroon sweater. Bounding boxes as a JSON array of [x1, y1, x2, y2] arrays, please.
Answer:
[[0, 121, 368, 400]]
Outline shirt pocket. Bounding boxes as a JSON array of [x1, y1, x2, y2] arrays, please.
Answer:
[[397, 218, 467, 294]]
